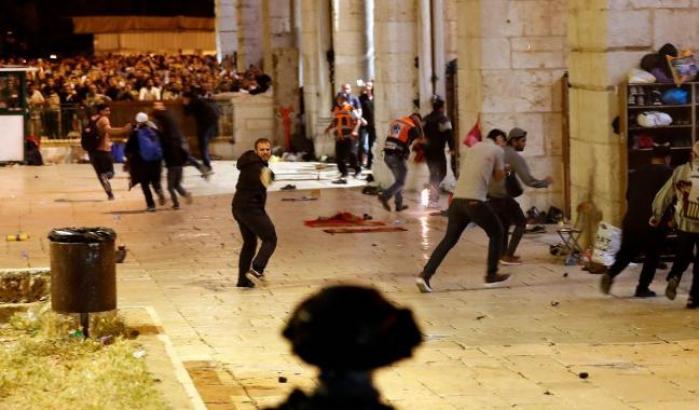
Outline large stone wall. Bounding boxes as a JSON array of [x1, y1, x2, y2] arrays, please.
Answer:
[[458, 0, 567, 212], [567, 0, 699, 230]]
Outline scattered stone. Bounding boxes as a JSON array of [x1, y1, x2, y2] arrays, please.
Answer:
[[100, 335, 114, 345], [278, 376, 288, 383], [550, 301, 560, 307], [563, 272, 569, 278], [476, 315, 487, 320], [133, 350, 147, 359], [544, 390, 553, 395], [578, 372, 589, 379]]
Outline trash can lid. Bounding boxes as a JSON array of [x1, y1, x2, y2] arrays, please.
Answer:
[[48, 227, 116, 243]]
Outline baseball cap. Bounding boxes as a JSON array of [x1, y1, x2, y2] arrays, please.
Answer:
[[507, 127, 527, 142]]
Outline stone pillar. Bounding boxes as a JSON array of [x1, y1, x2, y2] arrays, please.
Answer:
[[443, 0, 458, 64], [237, 0, 264, 70], [299, 0, 334, 156], [268, 0, 300, 147], [261, 0, 274, 73], [215, 0, 238, 60], [418, 0, 434, 113], [331, 0, 368, 88], [432, 0, 447, 99], [567, 1, 699, 233], [456, 0, 566, 212], [373, 1, 421, 188], [364, 0, 375, 80]]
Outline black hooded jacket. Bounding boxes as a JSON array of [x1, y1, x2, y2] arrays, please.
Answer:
[[232, 150, 271, 211], [152, 109, 189, 167]]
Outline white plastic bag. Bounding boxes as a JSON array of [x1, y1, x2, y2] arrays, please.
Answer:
[[628, 68, 656, 84], [591, 222, 622, 266], [637, 111, 673, 127]]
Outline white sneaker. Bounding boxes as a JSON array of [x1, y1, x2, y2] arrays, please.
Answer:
[[416, 277, 432, 293]]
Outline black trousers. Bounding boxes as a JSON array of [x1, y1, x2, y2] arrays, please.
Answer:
[[167, 166, 188, 206], [140, 162, 163, 208], [426, 156, 447, 202], [608, 225, 666, 291], [667, 230, 699, 299], [233, 207, 277, 285], [197, 124, 217, 169], [423, 198, 504, 279], [488, 196, 526, 257], [335, 137, 360, 177], [89, 150, 114, 195]]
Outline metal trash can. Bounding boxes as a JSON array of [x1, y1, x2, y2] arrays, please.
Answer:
[[48, 227, 117, 314]]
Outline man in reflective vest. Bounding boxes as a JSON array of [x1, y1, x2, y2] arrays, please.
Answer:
[[378, 113, 424, 211], [325, 94, 361, 183]]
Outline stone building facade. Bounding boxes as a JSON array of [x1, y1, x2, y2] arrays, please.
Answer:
[[215, 0, 699, 227]]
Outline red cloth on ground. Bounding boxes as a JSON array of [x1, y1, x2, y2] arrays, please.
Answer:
[[304, 212, 385, 228], [323, 227, 408, 234]]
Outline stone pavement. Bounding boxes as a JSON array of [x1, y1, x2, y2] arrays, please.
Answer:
[[2, 162, 699, 409]]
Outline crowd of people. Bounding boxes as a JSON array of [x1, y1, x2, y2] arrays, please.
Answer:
[[7, 53, 272, 103], [1, 53, 271, 138]]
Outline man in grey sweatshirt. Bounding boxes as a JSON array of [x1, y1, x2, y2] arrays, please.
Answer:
[[487, 127, 553, 265]]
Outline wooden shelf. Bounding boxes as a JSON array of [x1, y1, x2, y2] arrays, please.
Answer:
[[630, 147, 691, 152], [622, 81, 698, 173], [628, 104, 692, 109], [629, 125, 692, 130]]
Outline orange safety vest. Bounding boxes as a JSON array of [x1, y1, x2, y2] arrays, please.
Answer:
[[331, 104, 356, 139], [385, 116, 417, 150]]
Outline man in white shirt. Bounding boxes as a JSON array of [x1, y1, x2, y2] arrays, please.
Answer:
[[417, 137, 510, 293]]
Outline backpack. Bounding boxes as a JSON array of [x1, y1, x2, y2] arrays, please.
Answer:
[[81, 115, 101, 152], [136, 126, 163, 161], [505, 171, 523, 198]]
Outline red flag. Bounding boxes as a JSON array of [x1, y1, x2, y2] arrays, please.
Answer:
[[464, 117, 481, 147]]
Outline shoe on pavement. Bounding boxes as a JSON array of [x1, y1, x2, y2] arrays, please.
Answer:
[[666, 277, 680, 300], [396, 205, 409, 212], [378, 196, 391, 211], [687, 298, 698, 309], [500, 256, 522, 265], [146, 206, 156, 213], [600, 273, 614, 295], [172, 204, 180, 210], [236, 280, 255, 288], [416, 276, 432, 293], [245, 269, 267, 287], [107, 192, 115, 201], [634, 288, 657, 298], [332, 178, 348, 185], [485, 273, 511, 287]]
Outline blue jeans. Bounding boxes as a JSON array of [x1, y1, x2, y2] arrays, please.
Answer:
[[197, 124, 217, 169], [380, 152, 407, 208]]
